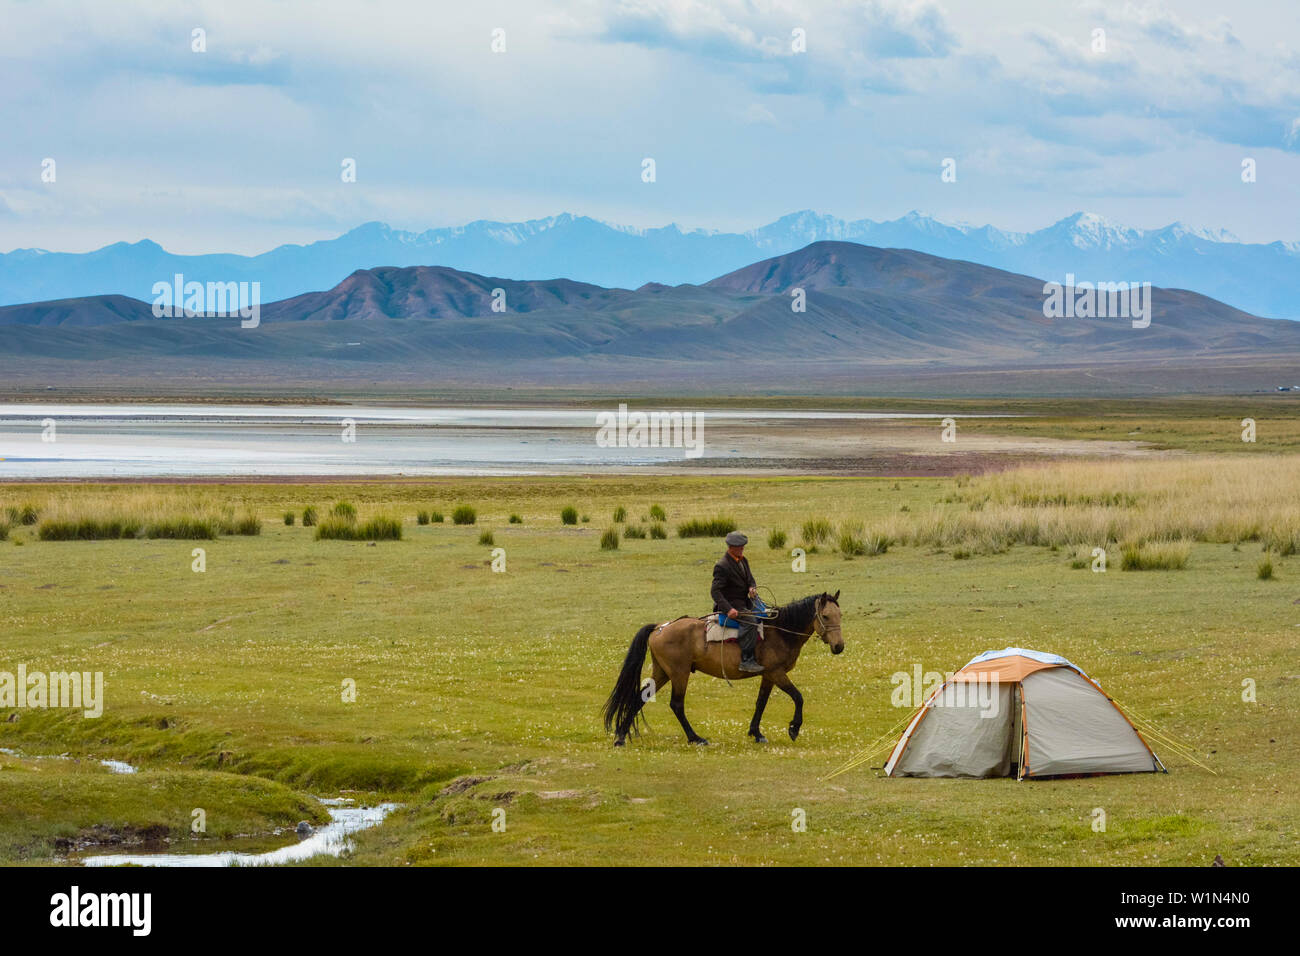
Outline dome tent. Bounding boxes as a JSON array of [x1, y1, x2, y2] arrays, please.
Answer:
[[884, 648, 1164, 780]]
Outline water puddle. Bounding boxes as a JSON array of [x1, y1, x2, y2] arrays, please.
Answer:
[[79, 802, 399, 867]]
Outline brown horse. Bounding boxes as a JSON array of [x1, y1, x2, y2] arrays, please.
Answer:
[[603, 592, 843, 746]]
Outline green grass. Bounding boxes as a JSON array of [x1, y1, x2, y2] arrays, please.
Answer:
[[560, 506, 578, 525], [452, 506, 476, 526], [0, 473, 1295, 866]]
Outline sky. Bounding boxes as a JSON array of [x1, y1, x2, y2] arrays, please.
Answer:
[[2, 0, 1298, 254]]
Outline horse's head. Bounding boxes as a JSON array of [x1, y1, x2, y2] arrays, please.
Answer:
[[815, 591, 843, 655]]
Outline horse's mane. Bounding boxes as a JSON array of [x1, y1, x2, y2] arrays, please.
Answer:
[[772, 594, 828, 634]]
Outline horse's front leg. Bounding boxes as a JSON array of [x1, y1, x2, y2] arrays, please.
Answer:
[[748, 678, 773, 743], [772, 672, 804, 741]]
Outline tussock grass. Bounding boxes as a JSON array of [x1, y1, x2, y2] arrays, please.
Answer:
[[452, 505, 476, 525], [147, 516, 221, 540], [509, 514, 523, 524], [417, 510, 430, 525], [649, 504, 666, 522], [768, 529, 787, 550], [677, 516, 736, 538], [39, 518, 145, 541], [561, 506, 578, 525], [1258, 556, 1275, 580], [331, 501, 357, 522], [649, 523, 667, 539], [21, 489, 272, 541], [302, 506, 318, 527], [613, 506, 627, 523], [1120, 540, 1191, 571], [283, 511, 295, 526], [801, 518, 833, 545], [4, 504, 38, 526], [478, 530, 495, 546], [623, 524, 647, 539], [599, 528, 620, 550], [315, 515, 403, 541], [224, 513, 262, 536]]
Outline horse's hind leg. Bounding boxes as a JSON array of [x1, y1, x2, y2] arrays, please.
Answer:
[[648, 657, 669, 702], [668, 671, 707, 745], [772, 671, 804, 741], [748, 678, 774, 743]]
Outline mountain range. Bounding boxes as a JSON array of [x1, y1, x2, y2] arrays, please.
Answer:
[[3, 210, 1298, 319], [4, 242, 1298, 397]]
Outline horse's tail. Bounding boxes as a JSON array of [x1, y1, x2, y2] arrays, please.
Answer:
[[603, 623, 656, 739]]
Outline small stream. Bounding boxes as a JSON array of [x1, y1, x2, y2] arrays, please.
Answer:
[[0, 748, 397, 866], [80, 802, 400, 867]]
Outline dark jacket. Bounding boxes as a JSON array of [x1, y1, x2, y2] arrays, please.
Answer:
[[711, 552, 756, 614]]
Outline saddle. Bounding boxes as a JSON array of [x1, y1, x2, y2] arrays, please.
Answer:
[[704, 613, 765, 644]]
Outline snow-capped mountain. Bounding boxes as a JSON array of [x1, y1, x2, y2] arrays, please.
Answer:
[[1, 210, 1296, 317]]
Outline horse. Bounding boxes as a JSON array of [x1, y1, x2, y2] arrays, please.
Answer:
[[602, 591, 843, 746]]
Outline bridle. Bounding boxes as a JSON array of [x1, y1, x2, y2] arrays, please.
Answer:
[[814, 599, 842, 644]]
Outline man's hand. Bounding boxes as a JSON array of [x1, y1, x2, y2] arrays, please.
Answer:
[[748, 587, 758, 598], [727, 608, 739, 620]]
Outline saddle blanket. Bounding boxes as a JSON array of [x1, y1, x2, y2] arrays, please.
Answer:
[[704, 614, 765, 644]]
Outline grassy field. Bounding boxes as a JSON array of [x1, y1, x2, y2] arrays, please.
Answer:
[[1, 465, 1297, 866]]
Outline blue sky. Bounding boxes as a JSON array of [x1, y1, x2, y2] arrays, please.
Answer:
[[2, 0, 1298, 254]]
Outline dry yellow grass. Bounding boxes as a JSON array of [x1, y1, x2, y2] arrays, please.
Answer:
[[867, 455, 1300, 554]]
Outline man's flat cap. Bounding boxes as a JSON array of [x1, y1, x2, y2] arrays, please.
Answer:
[[725, 531, 748, 546]]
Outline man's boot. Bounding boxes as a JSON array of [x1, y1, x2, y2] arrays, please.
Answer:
[[736, 619, 764, 672]]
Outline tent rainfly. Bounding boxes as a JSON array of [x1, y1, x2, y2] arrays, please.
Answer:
[[884, 648, 1165, 780]]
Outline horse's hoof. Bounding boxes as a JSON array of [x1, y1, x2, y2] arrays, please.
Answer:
[[613, 738, 625, 747], [691, 737, 709, 746], [751, 733, 768, 744], [788, 724, 800, 741]]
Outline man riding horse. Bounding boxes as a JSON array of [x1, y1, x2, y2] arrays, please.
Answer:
[[712, 530, 765, 672]]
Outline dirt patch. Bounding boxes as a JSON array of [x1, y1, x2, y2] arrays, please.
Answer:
[[438, 774, 495, 796], [55, 822, 170, 852]]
